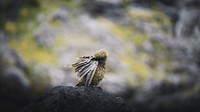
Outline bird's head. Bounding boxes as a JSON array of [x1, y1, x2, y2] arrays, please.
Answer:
[[94, 49, 108, 61]]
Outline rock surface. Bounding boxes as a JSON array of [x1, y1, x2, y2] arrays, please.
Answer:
[[21, 86, 131, 112]]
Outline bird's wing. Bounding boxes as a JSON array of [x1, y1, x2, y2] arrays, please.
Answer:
[[85, 61, 98, 86], [71, 56, 92, 69], [71, 56, 99, 86]]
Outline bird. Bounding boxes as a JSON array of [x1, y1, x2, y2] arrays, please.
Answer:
[[71, 49, 108, 87]]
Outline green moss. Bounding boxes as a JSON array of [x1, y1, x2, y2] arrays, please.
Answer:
[[39, 0, 77, 11], [151, 9, 172, 35], [127, 8, 172, 35], [55, 37, 67, 47], [98, 15, 149, 47], [111, 25, 148, 46], [100, 16, 167, 85], [127, 8, 153, 20], [183, 84, 200, 98], [7, 0, 62, 65], [119, 48, 166, 86], [49, 18, 63, 28], [19, 7, 38, 19], [8, 37, 58, 65], [4, 21, 17, 34], [13, 7, 40, 36], [150, 39, 166, 51], [64, 0, 77, 8]]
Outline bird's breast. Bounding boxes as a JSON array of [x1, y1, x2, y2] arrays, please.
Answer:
[[91, 65, 106, 85]]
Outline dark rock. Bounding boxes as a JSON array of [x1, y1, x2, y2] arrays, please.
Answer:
[[131, 80, 200, 112], [0, 67, 34, 112], [0, 0, 39, 23], [81, 0, 125, 17], [174, 7, 200, 39], [21, 86, 131, 112]]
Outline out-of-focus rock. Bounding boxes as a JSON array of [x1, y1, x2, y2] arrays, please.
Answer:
[[32, 63, 77, 87], [131, 80, 200, 112], [0, 0, 39, 22], [22, 86, 132, 112], [143, 41, 155, 53], [1, 67, 30, 91], [35, 21, 55, 47], [0, 36, 35, 112], [175, 7, 200, 39], [0, 37, 27, 72], [0, 67, 33, 112], [81, 0, 124, 17], [100, 74, 133, 97]]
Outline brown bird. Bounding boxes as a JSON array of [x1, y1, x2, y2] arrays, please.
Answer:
[[71, 49, 108, 86]]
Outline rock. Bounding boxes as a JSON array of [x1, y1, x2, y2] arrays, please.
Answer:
[[100, 75, 131, 96], [174, 7, 200, 39], [0, 38, 27, 72], [0, 0, 39, 22], [34, 21, 55, 47], [132, 80, 200, 112], [0, 37, 35, 112], [81, 0, 124, 17], [32, 63, 77, 87], [143, 41, 155, 53], [0, 67, 34, 112], [1, 67, 30, 91], [21, 86, 131, 112]]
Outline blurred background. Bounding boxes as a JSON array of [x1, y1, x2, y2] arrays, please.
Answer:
[[1, 0, 200, 112]]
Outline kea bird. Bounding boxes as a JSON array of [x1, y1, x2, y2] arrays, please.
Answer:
[[71, 49, 108, 86]]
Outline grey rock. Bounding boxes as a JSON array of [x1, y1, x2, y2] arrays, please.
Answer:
[[175, 7, 200, 39], [0, 38, 30, 90], [33, 63, 77, 87], [1, 67, 30, 90], [21, 86, 131, 112], [100, 75, 130, 95], [143, 41, 155, 53], [0, 38, 28, 73], [34, 20, 54, 47]]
